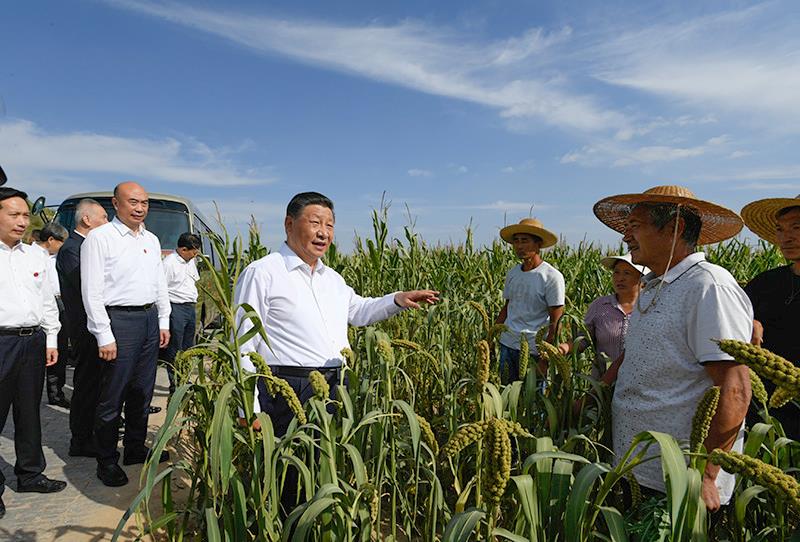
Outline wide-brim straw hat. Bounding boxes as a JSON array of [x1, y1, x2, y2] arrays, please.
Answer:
[[500, 218, 558, 248], [741, 196, 800, 244], [593, 185, 743, 245], [600, 253, 651, 276]]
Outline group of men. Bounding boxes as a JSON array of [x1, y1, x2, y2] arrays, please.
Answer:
[[2, 180, 800, 521], [495, 185, 800, 513], [0, 182, 202, 519]]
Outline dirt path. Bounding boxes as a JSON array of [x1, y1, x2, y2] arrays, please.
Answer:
[[1, 366, 171, 541]]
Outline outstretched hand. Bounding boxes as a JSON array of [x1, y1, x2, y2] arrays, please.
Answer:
[[394, 290, 440, 309]]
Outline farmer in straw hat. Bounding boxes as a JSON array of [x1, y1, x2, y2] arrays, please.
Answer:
[[741, 196, 800, 439], [594, 185, 752, 512], [495, 218, 565, 384]]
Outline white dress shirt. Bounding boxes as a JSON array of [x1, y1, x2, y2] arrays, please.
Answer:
[[162, 251, 199, 303], [0, 241, 61, 348], [81, 217, 171, 347], [234, 242, 403, 412], [29, 242, 61, 297]]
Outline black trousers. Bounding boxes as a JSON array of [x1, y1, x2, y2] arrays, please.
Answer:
[[46, 298, 68, 391], [94, 306, 159, 466], [69, 328, 102, 448], [163, 302, 196, 389], [0, 331, 47, 496], [257, 366, 341, 511]]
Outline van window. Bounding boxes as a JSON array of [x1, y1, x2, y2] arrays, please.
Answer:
[[55, 197, 190, 251]]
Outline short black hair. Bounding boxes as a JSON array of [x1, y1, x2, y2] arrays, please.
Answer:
[[776, 206, 800, 219], [0, 187, 29, 208], [39, 222, 68, 242], [177, 232, 201, 250], [286, 192, 334, 219], [633, 202, 702, 249]]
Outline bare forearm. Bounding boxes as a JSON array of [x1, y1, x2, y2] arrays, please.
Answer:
[[703, 367, 751, 478], [495, 303, 508, 324]]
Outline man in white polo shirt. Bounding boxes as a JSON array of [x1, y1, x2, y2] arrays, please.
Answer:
[[594, 185, 752, 512], [0, 187, 66, 520], [81, 181, 171, 487], [161, 232, 201, 395]]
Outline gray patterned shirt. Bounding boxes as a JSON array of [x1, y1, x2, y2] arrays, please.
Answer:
[[612, 252, 753, 504]]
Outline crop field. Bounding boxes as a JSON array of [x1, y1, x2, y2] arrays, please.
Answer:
[[120, 213, 798, 541]]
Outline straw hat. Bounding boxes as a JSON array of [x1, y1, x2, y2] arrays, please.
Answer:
[[499, 218, 558, 248], [593, 185, 743, 245], [600, 253, 650, 276], [741, 196, 800, 244]]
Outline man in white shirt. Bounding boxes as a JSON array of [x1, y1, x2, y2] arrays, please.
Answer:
[[81, 182, 171, 487], [593, 185, 752, 512], [495, 218, 565, 384], [0, 188, 66, 520], [162, 232, 201, 395], [56, 198, 108, 457], [235, 192, 438, 429], [32, 222, 71, 408]]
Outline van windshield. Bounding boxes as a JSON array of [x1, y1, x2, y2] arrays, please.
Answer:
[[55, 197, 190, 251]]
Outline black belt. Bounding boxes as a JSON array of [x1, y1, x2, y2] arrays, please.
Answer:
[[106, 303, 155, 312], [170, 301, 196, 306], [0, 326, 42, 336], [271, 365, 341, 379]]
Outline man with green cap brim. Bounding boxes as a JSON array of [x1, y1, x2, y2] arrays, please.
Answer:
[[741, 195, 800, 439], [494, 218, 565, 384], [593, 185, 752, 513]]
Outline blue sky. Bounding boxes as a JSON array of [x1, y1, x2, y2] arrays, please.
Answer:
[[2, 0, 799, 250]]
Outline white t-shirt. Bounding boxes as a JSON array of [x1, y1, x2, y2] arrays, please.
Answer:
[[613, 252, 753, 504], [499, 261, 565, 353]]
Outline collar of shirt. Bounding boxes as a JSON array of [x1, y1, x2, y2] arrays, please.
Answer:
[[643, 252, 706, 286], [0, 239, 25, 253], [110, 216, 145, 237], [74, 230, 86, 238], [279, 242, 327, 275]]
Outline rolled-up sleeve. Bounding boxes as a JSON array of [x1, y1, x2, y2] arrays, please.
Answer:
[[81, 233, 114, 347], [688, 283, 754, 363], [347, 289, 403, 326]]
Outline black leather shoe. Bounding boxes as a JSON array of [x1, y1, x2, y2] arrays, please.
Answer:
[[50, 395, 71, 409], [0, 496, 5, 519], [97, 464, 128, 487], [17, 476, 67, 493], [123, 447, 170, 466], [69, 442, 98, 458], [148, 406, 162, 414]]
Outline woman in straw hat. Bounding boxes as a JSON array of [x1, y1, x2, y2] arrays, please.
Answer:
[[494, 218, 565, 385], [593, 185, 752, 512], [741, 196, 800, 439], [559, 253, 649, 380]]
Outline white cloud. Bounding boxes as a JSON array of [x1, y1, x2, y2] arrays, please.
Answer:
[[592, 4, 800, 125], [0, 119, 274, 199], [695, 165, 800, 183], [407, 168, 433, 177], [733, 182, 800, 191], [561, 135, 728, 167], [500, 159, 535, 174], [106, 0, 629, 134]]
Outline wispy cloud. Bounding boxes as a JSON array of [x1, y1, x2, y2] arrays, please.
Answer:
[[591, 4, 800, 126], [695, 165, 800, 183], [733, 182, 800, 191], [501, 159, 535, 174], [561, 135, 729, 167], [0, 119, 274, 197], [106, 0, 629, 134], [407, 168, 433, 177]]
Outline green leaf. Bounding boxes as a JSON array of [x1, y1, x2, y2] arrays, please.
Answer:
[[443, 508, 486, 542], [599, 506, 629, 542]]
